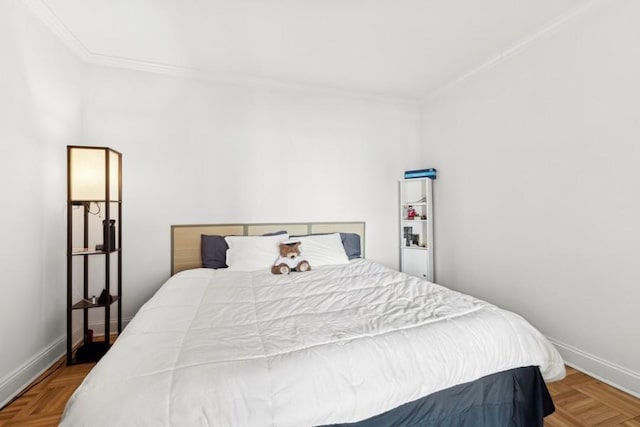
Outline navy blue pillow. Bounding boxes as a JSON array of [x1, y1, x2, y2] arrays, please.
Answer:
[[201, 230, 288, 269], [340, 233, 361, 260], [201, 235, 228, 269]]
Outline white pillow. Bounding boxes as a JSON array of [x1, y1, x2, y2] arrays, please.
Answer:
[[225, 234, 289, 271], [294, 233, 349, 267]]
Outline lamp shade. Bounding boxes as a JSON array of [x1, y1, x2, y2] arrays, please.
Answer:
[[68, 146, 121, 201]]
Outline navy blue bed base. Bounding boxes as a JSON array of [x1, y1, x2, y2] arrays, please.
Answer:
[[323, 366, 555, 427]]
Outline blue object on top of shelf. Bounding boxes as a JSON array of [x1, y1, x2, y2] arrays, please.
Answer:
[[404, 168, 437, 179]]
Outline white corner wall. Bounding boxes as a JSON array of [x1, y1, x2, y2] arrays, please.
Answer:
[[421, 0, 640, 395], [1, 0, 422, 404], [1, 7, 422, 404], [0, 0, 83, 406], [0, 0, 420, 406], [80, 65, 421, 314]]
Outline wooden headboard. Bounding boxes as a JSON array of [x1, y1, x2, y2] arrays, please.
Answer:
[[171, 221, 366, 275]]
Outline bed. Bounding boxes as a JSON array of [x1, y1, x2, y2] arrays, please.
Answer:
[[61, 222, 564, 426]]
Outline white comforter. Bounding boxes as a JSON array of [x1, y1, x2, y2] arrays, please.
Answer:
[[61, 259, 565, 426]]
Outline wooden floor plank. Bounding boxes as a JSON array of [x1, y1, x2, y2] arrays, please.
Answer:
[[545, 405, 590, 427], [548, 380, 575, 397], [579, 382, 640, 418], [1, 414, 61, 427], [544, 374, 640, 427], [622, 416, 640, 427], [560, 370, 601, 389]]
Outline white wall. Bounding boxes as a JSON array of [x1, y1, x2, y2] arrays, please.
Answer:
[[81, 66, 421, 322], [421, 0, 640, 395], [0, 3, 420, 404], [0, 0, 83, 406]]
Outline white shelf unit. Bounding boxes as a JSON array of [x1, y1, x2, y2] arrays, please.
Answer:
[[399, 178, 434, 281]]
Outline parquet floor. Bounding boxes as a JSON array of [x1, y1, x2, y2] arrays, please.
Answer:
[[0, 360, 94, 427], [0, 362, 638, 426], [545, 366, 640, 426]]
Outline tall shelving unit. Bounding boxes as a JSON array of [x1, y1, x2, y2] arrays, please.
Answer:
[[67, 146, 122, 365], [399, 178, 434, 281]]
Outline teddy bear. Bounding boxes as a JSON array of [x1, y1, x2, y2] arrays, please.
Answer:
[[271, 240, 311, 274]]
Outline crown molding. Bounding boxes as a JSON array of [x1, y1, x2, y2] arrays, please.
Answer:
[[22, 0, 90, 61], [26, 0, 600, 106], [23, 0, 419, 106], [84, 53, 421, 106], [423, 0, 605, 102]]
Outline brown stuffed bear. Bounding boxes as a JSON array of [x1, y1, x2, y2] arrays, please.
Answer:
[[271, 241, 311, 274]]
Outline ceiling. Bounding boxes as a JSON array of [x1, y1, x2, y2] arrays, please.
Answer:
[[39, 0, 588, 100]]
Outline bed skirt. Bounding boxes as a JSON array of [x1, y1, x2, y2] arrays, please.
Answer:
[[325, 366, 554, 427]]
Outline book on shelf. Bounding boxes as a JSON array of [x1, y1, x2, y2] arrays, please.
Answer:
[[404, 168, 437, 179]]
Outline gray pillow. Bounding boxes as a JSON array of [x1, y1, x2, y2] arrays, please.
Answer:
[[201, 230, 287, 269], [201, 235, 228, 269], [339, 233, 361, 260]]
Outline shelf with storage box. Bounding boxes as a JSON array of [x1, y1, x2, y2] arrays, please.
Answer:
[[399, 178, 434, 280], [67, 146, 122, 365]]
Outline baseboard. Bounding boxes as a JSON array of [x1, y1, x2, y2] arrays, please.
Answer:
[[0, 317, 131, 409], [0, 336, 66, 409], [548, 337, 640, 398]]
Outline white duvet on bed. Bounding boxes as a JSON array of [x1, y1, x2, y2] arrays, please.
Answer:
[[61, 259, 564, 426]]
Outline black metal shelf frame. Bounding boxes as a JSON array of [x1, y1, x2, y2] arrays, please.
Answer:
[[66, 146, 123, 365]]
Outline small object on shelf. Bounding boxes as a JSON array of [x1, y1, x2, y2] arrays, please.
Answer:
[[91, 295, 96, 304], [103, 219, 116, 252], [403, 226, 412, 247], [75, 328, 108, 362], [98, 288, 113, 305], [75, 342, 110, 362], [407, 206, 416, 220], [404, 168, 437, 180]]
